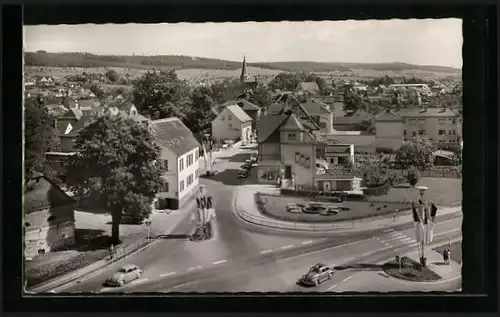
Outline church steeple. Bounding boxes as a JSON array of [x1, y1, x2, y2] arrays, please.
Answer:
[[240, 55, 249, 83]]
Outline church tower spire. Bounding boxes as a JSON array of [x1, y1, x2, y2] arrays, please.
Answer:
[[240, 55, 249, 83]]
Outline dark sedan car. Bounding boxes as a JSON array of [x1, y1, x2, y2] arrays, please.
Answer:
[[238, 170, 249, 178], [298, 263, 334, 286]]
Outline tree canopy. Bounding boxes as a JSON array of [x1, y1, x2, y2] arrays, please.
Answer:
[[132, 70, 191, 120], [105, 69, 119, 83], [267, 71, 330, 95], [65, 115, 164, 244], [24, 97, 58, 186], [185, 85, 216, 138], [394, 138, 436, 170]]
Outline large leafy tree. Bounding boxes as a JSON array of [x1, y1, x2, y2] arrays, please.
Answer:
[[185, 86, 216, 138], [24, 97, 58, 186], [133, 70, 191, 120], [246, 84, 272, 108], [66, 116, 164, 245], [105, 69, 119, 83], [394, 138, 436, 170], [210, 78, 245, 104]]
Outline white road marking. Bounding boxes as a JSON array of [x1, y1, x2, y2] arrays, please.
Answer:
[[130, 278, 148, 285], [160, 272, 176, 277], [212, 260, 227, 265], [301, 240, 314, 245], [187, 266, 203, 271], [399, 237, 413, 243], [383, 229, 393, 233], [344, 257, 354, 262], [389, 232, 404, 237], [327, 283, 338, 291], [281, 245, 294, 250], [327, 275, 354, 290], [260, 249, 273, 254]]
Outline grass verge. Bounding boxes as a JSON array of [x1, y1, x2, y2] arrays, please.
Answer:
[[382, 256, 442, 282]]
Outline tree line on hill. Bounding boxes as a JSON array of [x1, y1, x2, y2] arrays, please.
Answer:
[[25, 51, 461, 73]]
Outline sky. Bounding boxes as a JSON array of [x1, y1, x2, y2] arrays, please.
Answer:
[[24, 19, 463, 68]]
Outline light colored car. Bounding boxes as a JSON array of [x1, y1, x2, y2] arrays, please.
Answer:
[[105, 264, 143, 287], [298, 263, 334, 286]]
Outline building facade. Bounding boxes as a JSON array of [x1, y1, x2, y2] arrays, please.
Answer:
[[375, 110, 405, 151], [375, 107, 462, 151], [211, 104, 253, 143], [24, 175, 76, 258], [151, 117, 201, 210]]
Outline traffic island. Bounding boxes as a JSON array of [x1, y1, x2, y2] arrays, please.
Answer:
[[382, 256, 442, 282], [255, 192, 408, 223]]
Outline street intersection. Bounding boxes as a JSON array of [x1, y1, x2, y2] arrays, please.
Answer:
[[57, 143, 462, 294]]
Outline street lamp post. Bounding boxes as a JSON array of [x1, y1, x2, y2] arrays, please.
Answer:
[[144, 219, 152, 241]]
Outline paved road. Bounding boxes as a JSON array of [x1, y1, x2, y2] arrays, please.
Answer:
[[61, 144, 325, 293], [58, 144, 461, 293], [98, 214, 461, 293]]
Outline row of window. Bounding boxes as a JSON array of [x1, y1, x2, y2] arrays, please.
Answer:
[[407, 118, 458, 124], [220, 114, 233, 121], [403, 129, 457, 137], [179, 150, 199, 172], [161, 168, 200, 193]]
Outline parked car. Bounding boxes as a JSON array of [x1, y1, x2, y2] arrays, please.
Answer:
[[105, 264, 143, 287], [298, 263, 334, 286], [238, 170, 249, 178]]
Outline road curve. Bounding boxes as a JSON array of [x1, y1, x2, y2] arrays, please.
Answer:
[[59, 144, 323, 293]]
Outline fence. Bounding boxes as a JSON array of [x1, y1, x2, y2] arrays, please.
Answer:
[[107, 238, 150, 263]]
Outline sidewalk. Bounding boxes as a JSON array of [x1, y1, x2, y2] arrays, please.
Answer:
[[234, 184, 462, 233], [28, 207, 192, 293]]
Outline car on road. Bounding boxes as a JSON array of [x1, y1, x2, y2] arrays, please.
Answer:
[[298, 263, 334, 286], [238, 170, 249, 178], [105, 264, 143, 287]]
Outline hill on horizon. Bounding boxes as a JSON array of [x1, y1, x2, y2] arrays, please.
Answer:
[[24, 51, 461, 74]]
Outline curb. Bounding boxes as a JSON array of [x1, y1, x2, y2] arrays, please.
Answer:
[[233, 186, 461, 234], [28, 238, 159, 293]]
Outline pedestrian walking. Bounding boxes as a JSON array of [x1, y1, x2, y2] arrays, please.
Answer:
[[109, 244, 115, 259], [443, 248, 450, 265]]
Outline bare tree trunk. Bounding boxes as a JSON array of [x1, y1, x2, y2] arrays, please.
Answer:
[[111, 208, 122, 246]]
